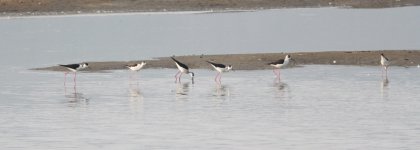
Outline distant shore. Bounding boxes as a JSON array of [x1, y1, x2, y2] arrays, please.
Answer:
[[32, 50, 420, 72], [1, 0, 419, 17]]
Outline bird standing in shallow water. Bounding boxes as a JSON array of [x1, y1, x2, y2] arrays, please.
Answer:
[[126, 61, 146, 80], [206, 61, 232, 84], [126, 61, 146, 71], [268, 55, 291, 81], [171, 57, 194, 84], [59, 63, 89, 85], [380, 53, 390, 78]]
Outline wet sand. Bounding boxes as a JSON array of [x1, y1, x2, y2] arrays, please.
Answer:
[[32, 50, 420, 72]]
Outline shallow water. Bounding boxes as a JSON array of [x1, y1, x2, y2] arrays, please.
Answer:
[[1, 7, 420, 149], [1, 65, 420, 149]]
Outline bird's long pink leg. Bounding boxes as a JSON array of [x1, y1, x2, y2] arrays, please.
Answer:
[[178, 73, 183, 82], [273, 69, 279, 80], [218, 73, 222, 84], [215, 73, 219, 83], [217, 73, 222, 84], [74, 72, 77, 86], [381, 66, 384, 78], [277, 69, 281, 81], [214, 73, 220, 82], [64, 72, 68, 86], [175, 71, 180, 83]]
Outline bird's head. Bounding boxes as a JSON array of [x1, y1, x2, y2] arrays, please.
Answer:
[[189, 72, 195, 78], [81, 63, 89, 69], [226, 65, 233, 71], [285, 55, 291, 61], [139, 61, 147, 68], [189, 72, 195, 84]]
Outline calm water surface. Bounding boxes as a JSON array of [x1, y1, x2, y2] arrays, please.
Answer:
[[1, 65, 420, 149], [1, 7, 420, 149], [1, 7, 420, 66]]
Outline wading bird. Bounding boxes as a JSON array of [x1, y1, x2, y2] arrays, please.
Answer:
[[380, 53, 390, 78], [126, 61, 146, 71], [126, 61, 146, 80], [206, 61, 232, 84], [59, 63, 89, 85], [171, 57, 194, 84], [268, 55, 291, 80]]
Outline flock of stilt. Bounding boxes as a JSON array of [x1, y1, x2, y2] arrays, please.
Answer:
[[59, 54, 390, 84]]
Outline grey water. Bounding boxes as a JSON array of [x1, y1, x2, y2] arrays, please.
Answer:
[[1, 7, 420, 66], [1, 66, 420, 149], [1, 7, 420, 149]]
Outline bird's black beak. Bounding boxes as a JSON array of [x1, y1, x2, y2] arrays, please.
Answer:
[[191, 77, 195, 84]]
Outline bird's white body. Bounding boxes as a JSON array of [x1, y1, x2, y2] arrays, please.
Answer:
[[270, 63, 286, 68], [171, 57, 194, 83], [66, 68, 77, 72], [380, 54, 390, 78], [270, 55, 291, 68], [59, 63, 89, 85], [211, 65, 232, 73], [268, 55, 291, 81], [175, 63, 189, 74], [207, 61, 232, 84], [62, 63, 89, 72], [127, 62, 146, 71], [380, 55, 390, 69]]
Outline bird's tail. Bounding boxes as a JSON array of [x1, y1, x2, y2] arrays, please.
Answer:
[[171, 57, 180, 63]]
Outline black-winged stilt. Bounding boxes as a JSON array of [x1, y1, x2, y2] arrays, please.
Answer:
[[171, 57, 194, 84], [206, 61, 232, 84], [268, 55, 291, 80], [126, 61, 146, 71], [380, 53, 390, 78], [59, 63, 89, 85], [126, 61, 146, 81]]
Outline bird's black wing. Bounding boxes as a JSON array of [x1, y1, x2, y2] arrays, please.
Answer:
[[384, 56, 389, 61], [268, 59, 285, 65], [59, 64, 79, 69], [206, 61, 226, 68], [171, 57, 189, 69], [126, 64, 137, 67], [381, 54, 389, 61]]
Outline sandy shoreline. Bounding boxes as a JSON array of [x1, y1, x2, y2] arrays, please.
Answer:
[[32, 50, 420, 72], [1, 0, 420, 17]]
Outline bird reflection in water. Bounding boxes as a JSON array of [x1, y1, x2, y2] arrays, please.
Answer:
[[64, 85, 89, 107], [381, 77, 389, 99], [273, 81, 290, 99], [128, 81, 144, 114], [213, 84, 230, 98], [128, 80, 143, 101], [174, 82, 191, 101], [176, 82, 190, 96]]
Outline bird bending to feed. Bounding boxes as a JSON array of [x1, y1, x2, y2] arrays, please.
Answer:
[[206, 61, 232, 84], [59, 63, 89, 85], [126, 61, 146, 71], [268, 55, 291, 80], [171, 57, 194, 84], [380, 53, 390, 78]]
